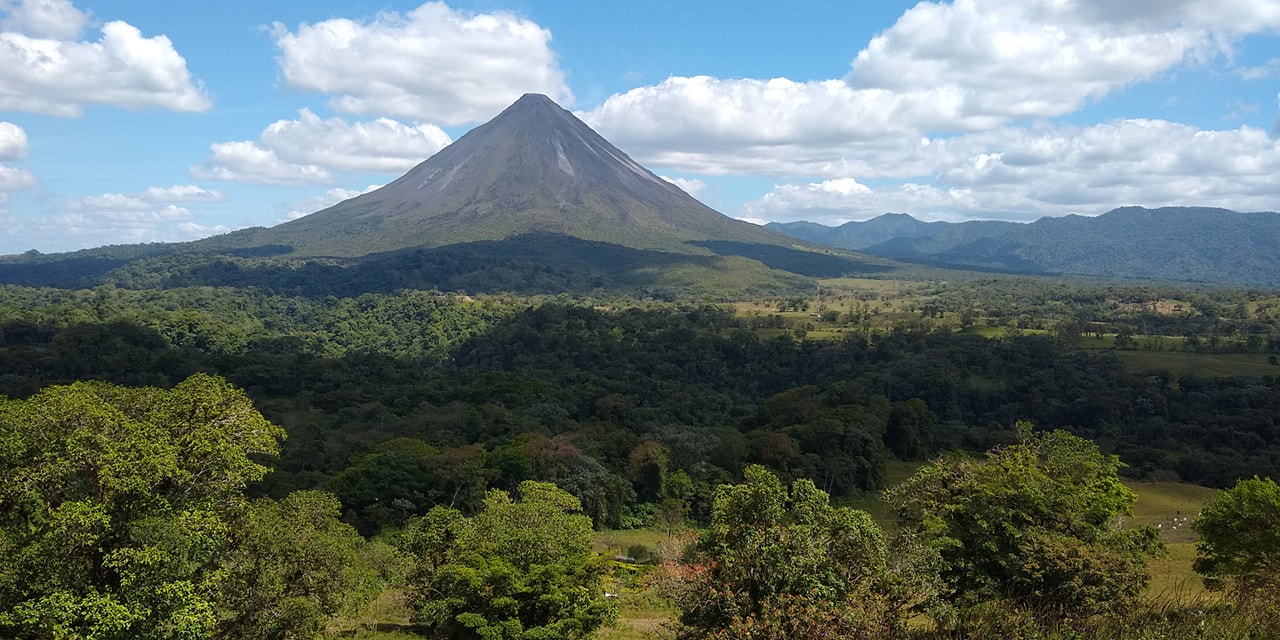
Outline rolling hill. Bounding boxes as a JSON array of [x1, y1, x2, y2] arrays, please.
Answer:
[[770, 207, 1280, 286]]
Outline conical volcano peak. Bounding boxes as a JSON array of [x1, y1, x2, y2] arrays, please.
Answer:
[[485, 92, 582, 131], [235, 93, 792, 256], [499, 93, 563, 117], [513, 92, 556, 105]]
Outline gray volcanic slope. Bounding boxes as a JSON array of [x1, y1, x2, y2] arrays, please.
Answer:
[[220, 93, 793, 257]]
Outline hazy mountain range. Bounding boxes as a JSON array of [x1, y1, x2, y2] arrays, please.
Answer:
[[768, 206, 1280, 286]]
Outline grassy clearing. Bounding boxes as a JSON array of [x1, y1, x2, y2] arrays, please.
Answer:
[[328, 587, 417, 639], [1115, 349, 1280, 378], [1123, 480, 1217, 599], [594, 528, 670, 558], [596, 583, 676, 640]]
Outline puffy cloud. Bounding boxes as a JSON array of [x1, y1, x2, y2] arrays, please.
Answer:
[[273, 1, 571, 125], [32, 185, 233, 251], [0, 6, 210, 116], [66, 185, 224, 212], [662, 176, 707, 198], [584, 0, 1280, 179], [0, 164, 37, 198], [0, 121, 36, 213], [194, 110, 450, 185], [142, 184, 224, 202], [28, 206, 230, 249], [582, 76, 998, 177], [0, 121, 28, 160], [278, 185, 380, 221], [0, 0, 87, 40], [742, 119, 1280, 224], [259, 109, 450, 172], [845, 0, 1214, 120], [191, 141, 332, 186]]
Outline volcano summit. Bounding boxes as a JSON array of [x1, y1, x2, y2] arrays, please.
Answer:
[[220, 93, 792, 257]]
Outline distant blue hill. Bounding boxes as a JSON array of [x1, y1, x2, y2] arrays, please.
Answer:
[[768, 207, 1280, 287]]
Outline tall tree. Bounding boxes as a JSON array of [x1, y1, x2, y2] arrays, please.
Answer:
[[888, 423, 1162, 624], [663, 465, 907, 640], [402, 481, 617, 640], [1193, 475, 1280, 590]]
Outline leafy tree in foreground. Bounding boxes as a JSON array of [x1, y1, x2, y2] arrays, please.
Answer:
[[402, 481, 617, 640], [1193, 475, 1280, 590], [211, 491, 377, 640], [662, 465, 912, 640], [888, 423, 1162, 624], [0, 374, 371, 640]]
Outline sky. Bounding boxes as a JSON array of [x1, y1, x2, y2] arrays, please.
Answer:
[[1, 0, 1279, 253]]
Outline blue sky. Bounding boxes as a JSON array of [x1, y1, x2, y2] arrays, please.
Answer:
[[1, 0, 1278, 253]]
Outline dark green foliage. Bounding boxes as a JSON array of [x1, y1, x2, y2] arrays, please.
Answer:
[[4, 284, 1280, 539], [17, 235, 821, 300], [211, 491, 376, 640], [662, 466, 908, 639], [402, 482, 617, 639], [886, 398, 934, 459], [0, 374, 372, 640], [1193, 475, 1280, 589], [888, 424, 1163, 622]]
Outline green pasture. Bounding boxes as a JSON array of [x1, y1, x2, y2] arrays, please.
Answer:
[[1116, 350, 1280, 378]]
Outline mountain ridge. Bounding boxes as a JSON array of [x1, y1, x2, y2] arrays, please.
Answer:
[[770, 206, 1280, 286]]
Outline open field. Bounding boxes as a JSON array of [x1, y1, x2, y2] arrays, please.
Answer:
[[1124, 480, 1219, 599], [1116, 349, 1280, 378]]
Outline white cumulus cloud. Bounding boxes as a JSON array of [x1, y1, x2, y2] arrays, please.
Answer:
[[0, 0, 87, 40], [30, 207, 230, 249], [0, 120, 36, 217], [33, 184, 233, 251], [142, 184, 224, 202], [0, 164, 37, 201], [192, 141, 332, 186], [743, 119, 1280, 224], [582, 0, 1280, 223], [260, 109, 451, 173], [662, 176, 707, 198], [194, 110, 450, 185], [279, 185, 381, 221], [0, 1, 210, 116], [273, 1, 572, 125], [0, 121, 29, 160]]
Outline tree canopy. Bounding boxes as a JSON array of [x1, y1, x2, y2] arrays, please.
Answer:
[[663, 465, 906, 640], [1193, 475, 1280, 590], [888, 423, 1162, 622], [0, 374, 370, 640], [402, 481, 617, 640]]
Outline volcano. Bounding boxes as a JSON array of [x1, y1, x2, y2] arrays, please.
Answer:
[[222, 93, 795, 257]]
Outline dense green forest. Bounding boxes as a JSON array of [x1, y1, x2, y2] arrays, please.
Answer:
[[2, 281, 1280, 530], [3, 278, 1280, 637]]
